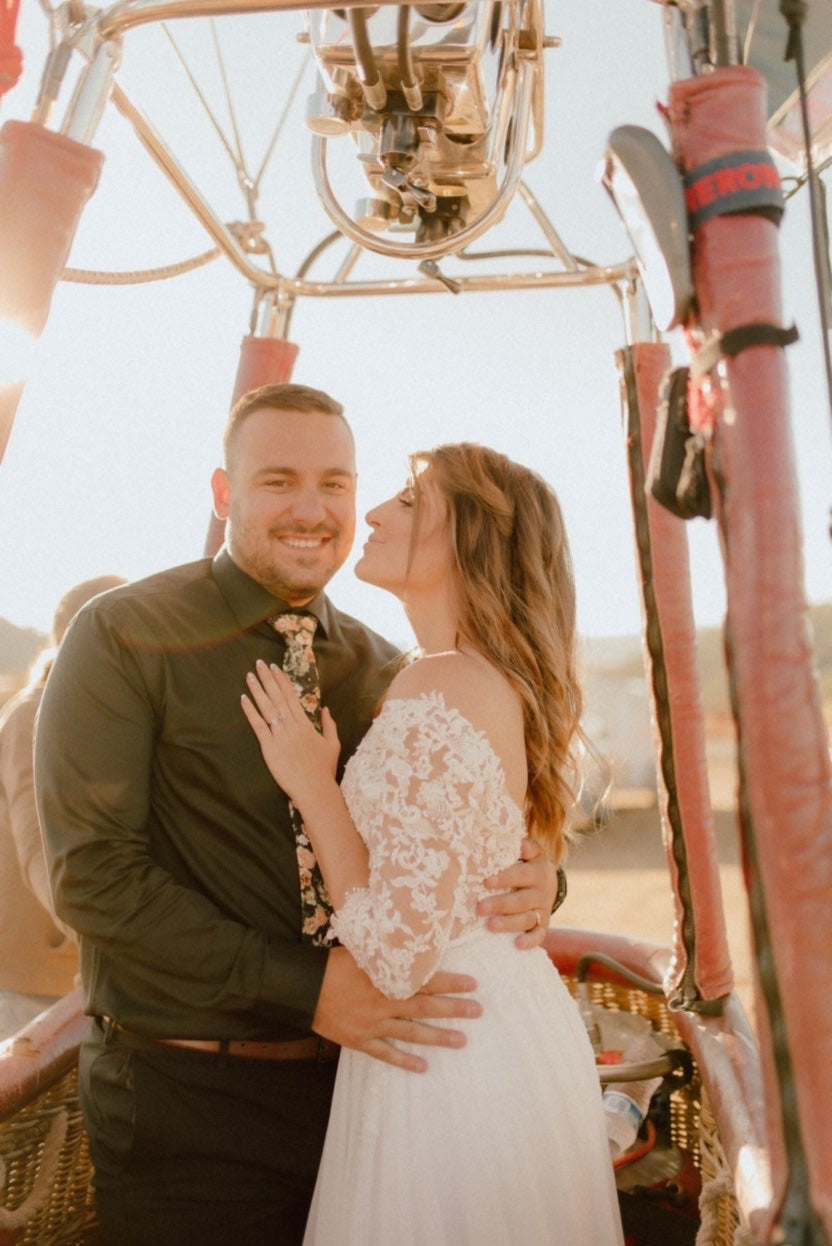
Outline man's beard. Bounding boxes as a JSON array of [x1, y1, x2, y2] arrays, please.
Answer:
[[230, 522, 342, 603]]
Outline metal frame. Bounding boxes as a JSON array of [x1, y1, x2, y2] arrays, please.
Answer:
[[29, 0, 643, 338]]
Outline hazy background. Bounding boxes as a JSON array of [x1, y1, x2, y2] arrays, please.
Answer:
[[1, 0, 830, 652]]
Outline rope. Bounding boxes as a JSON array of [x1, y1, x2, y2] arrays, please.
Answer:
[[778, 0, 832, 536], [211, 19, 247, 179], [162, 21, 308, 206], [741, 0, 763, 66], [695, 1168, 734, 1246], [162, 23, 237, 172], [0, 1108, 68, 1229], [253, 47, 309, 192], [62, 246, 220, 285]]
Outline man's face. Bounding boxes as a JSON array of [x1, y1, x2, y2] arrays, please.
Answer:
[[211, 406, 357, 605]]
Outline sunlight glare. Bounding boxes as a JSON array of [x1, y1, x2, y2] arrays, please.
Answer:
[[0, 320, 37, 386]]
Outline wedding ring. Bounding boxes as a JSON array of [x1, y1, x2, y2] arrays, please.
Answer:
[[528, 910, 542, 932], [269, 716, 282, 726]]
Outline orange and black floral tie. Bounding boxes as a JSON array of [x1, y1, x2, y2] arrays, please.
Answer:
[[271, 612, 334, 946]]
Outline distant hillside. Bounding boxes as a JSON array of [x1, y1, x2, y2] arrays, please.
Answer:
[[3, 601, 830, 715], [579, 601, 832, 809], [583, 600, 832, 722]]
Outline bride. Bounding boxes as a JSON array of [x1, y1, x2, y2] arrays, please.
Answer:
[[242, 441, 624, 1245]]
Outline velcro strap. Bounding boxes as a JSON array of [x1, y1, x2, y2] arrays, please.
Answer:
[[684, 151, 785, 230], [691, 322, 799, 378]]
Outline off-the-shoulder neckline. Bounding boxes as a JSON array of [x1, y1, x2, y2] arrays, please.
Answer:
[[373, 690, 526, 821]]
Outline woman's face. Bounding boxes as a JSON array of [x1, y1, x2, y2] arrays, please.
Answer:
[[354, 468, 451, 600]]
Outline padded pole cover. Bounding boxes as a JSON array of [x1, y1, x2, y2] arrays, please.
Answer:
[[630, 341, 734, 1007], [669, 65, 832, 1242], [0, 121, 104, 460], [203, 335, 300, 555]]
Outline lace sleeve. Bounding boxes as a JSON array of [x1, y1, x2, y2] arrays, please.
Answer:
[[332, 693, 522, 999]]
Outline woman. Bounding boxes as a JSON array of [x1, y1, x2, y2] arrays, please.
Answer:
[[242, 443, 623, 1245]]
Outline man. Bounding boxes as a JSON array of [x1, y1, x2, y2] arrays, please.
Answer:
[[35, 383, 560, 1245]]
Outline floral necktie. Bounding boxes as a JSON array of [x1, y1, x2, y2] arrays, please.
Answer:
[[271, 612, 334, 946]]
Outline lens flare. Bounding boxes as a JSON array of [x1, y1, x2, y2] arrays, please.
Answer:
[[0, 320, 37, 386]]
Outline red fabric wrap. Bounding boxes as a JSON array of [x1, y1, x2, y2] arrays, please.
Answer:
[[0, 0, 23, 96], [669, 66, 832, 1241], [631, 342, 734, 1005], [0, 121, 103, 460], [0, 45, 23, 96], [0, 121, 103, 336], [203, 335, 299, 555]]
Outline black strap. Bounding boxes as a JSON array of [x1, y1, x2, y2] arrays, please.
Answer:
[[691, 322, 799, 378]]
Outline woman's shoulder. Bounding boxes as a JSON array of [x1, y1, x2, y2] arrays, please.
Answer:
[[386, 650, 522, 735], [381, 651, 528, 805]]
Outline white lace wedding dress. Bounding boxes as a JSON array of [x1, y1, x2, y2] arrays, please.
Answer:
[[303, 692, 624, 1246]]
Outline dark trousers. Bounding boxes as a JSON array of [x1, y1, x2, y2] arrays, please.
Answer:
[[79, 1023, 338, 1246]]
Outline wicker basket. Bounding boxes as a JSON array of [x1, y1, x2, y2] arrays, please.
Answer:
[[0, 1061, 96, 1245], [557, 953, 744, 1246], [697, 1095, 746, 1246], [0, 992, 97, 1246], [563, 971, 704, 1162], [0, 943, 748, 1245]]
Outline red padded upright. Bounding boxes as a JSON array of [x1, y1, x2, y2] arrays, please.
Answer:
[[0, 121, 103, 460], [668, 65, 832, 1242], [203, 334, 299, 555]]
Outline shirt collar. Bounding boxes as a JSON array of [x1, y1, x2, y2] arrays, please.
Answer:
[[211, 547, 331, 638]]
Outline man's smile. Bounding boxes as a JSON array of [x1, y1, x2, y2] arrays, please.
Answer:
[[276, 534, 332, 549]]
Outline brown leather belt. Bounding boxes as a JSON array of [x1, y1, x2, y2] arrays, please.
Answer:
[[102, 1018, 340, 1062]]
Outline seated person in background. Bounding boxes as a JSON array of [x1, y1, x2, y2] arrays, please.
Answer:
[[0, 575, 126, 1041]]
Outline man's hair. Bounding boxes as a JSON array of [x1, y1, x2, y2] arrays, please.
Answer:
[[223, 383, 348, 465]]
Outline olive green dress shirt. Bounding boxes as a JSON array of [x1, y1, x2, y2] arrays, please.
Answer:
[[35, 550, 400, 1040]]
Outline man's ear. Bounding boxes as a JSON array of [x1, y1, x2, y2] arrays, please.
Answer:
[[211, 467, 230, 520]]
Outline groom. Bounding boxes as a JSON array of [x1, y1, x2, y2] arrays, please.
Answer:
[[35, 382, 561, 1245]]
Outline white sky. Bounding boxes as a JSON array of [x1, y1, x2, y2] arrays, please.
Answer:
[[1, 0, 830, 647]]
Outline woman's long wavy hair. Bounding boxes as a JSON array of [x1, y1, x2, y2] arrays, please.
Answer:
[[410, 443, 586, 862]]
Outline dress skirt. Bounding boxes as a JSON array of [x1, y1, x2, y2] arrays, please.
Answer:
[[303, 929, 624, 1246]]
